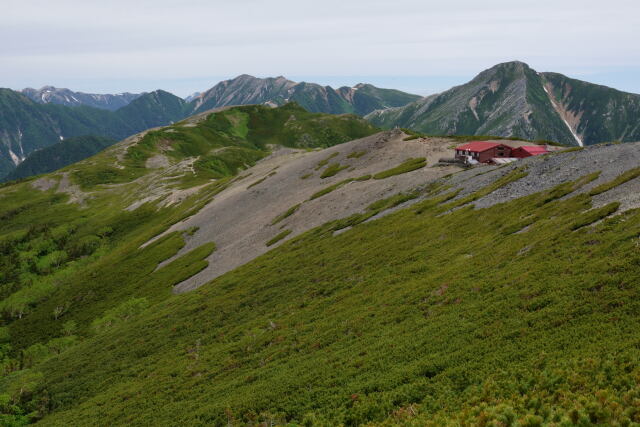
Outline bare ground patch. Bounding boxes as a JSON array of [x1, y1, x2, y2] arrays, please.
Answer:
[[143, 130, 462, 293]]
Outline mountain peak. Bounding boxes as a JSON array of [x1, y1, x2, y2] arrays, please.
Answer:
[[491, 60, 531, 69], [367, 61, 640, 147], [233, 74, 260, 81], [481, 61, 533, 77]]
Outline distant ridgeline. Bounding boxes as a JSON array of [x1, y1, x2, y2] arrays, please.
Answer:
[[3, 136, 116, 182], [0, 78, 418, 180], [3, 64, 640, 179], [0, 89, 191, 179]]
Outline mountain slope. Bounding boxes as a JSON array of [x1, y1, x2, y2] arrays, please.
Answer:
[[541, 72, 640, 145], [2, 135, 116, 182], [113, 89, 191, 130], [0, 77, 415, 180], [0, 89, 190, 177], [190, 75, 421, 116], [366, 61, 640, 146], [2, 115, 640, 424], [21, 86, 141, 111]]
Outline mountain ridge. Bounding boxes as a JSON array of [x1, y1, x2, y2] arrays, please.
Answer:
[[0, 78, 419, 179], [21, 86, 142, 111], [2, 103, 640, 423], [4, 64, 640, 181], [0, 89, 190, 178], [2, 135, 117, 182], [190, 74, 422, 116], [366, 61, 640, 146]]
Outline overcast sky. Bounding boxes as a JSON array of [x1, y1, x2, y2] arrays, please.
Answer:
[[3, 0, 639, 97]]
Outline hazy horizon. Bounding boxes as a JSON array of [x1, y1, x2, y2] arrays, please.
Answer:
[[4, 0, 640, 97]]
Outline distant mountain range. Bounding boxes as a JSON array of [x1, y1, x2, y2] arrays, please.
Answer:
[[366, 61, 640, 146], [2, 65, 640, 181], [21, 86, 142, 111], [0, 89, 190, 178], [0, 77, 418, 180], [189, 74, 422, 116]]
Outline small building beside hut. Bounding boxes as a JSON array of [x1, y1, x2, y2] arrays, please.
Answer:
[[511, 145, 549, 158]]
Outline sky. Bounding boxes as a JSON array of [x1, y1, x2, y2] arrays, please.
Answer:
[[2, 0, 640, 97]]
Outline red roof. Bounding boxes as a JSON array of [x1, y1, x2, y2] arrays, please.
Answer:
[[455, 141, 502, 152], [518, 146, 549, 155]]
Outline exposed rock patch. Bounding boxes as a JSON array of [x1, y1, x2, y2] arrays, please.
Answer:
[[31, 177, 58, 191]]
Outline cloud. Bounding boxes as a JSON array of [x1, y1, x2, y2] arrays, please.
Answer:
[[2, 0, 639, 95]]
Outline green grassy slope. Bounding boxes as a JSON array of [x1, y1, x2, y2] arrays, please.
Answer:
[[69, 103, 378, 190], [113, 90, 191, 129], [0, 104, 380, 425], [2, 136, 116, 182], [1, 138, 640, 426]]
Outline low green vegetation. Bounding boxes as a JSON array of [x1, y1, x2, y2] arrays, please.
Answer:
[[0, 103, 380, 424], [588, 167, 640, 196], [315, 152, 339, 170], [265, 229, 292, 246], [354, 174, 372, 181], [91, 297, 149, 333], [2, 101, 640, 425], [73, 165, 139, 189], [373, 157, 427, 179], [309, 175, 372, 200], [7, 167, 635, 425], [328, 191, 419, 232], [247, 171, 276, 189], [536, 171, 600, 206], [310, 180, 351, 200], [320, 162, 349, 179], [271, 204, 301, 225], [560, 146, 585, 153], [0, 165, 637, 425], [570, 202, 620, 230], [444, 166, 529, 209], [401, 128, 426, 141], [346, 150, 367, 159]]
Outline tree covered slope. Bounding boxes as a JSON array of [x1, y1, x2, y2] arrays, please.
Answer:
[[0, 89, 190, 178], [367, 61, 640, 147], [1, 98, 640, 425], [2, 136, 116, 182]]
